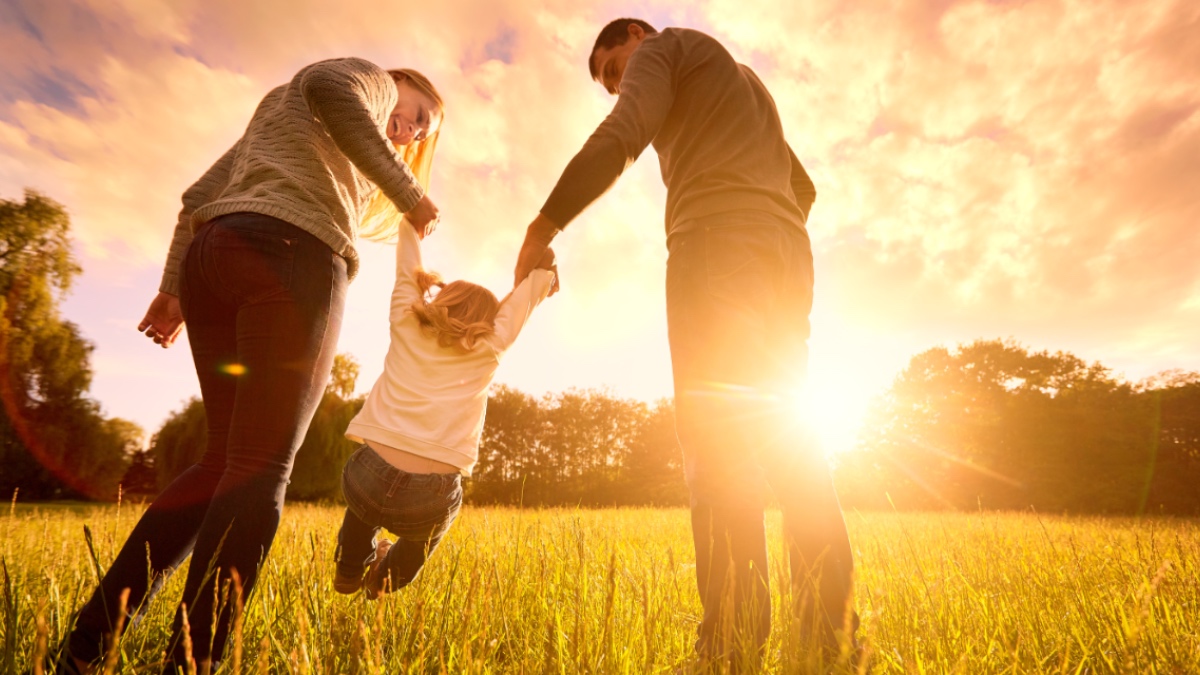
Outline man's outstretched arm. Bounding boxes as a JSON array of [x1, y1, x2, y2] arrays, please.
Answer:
[[514, 42, 676, 287]]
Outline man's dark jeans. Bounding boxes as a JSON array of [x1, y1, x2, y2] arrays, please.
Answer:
[[65, 213, 346, 672], [666, 221, 855, 659], [335, 445, 462, 590]]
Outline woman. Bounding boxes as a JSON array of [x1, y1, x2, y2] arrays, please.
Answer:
[[58, 57, 445, 674]]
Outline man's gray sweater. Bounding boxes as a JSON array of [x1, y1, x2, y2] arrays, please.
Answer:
[[541, 27, 815, 239]]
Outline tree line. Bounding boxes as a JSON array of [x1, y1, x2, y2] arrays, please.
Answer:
[[140, 363, 688, 507], [5, 190, 1200, 513], [137, 339, 1200, 514]]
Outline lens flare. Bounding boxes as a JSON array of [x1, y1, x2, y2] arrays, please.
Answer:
[[680, 381, 820, 461], [873, 435, 1026, 509], [0, 350, 105, 499], [221, 364, 247, 376]]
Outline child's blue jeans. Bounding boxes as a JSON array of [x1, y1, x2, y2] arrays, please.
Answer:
[[335, 445, 462, 589]]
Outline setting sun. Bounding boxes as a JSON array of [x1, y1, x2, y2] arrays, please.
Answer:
[[798, 372, 870, 457]]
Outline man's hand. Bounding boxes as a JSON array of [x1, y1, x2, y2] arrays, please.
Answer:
[[535, 247, 561, 296], [514, 213, 560, 288], [138, 292, 185, 348], [405, 193, 440, 239]]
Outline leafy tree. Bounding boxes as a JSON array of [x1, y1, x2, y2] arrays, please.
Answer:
[[847, 339, 1168, 513], [472, 384, 541, 502], [121, 449, 159, 495], [471, 387, 686, 506], [326, 353, 360, 400], [150, 396, 208, 489], [539, 388, 646, 504], [1140, 370, 1200, 463], [624, 399, 687, 505], [0, 190, 139, 500], [1137, 371, 1200, 513]]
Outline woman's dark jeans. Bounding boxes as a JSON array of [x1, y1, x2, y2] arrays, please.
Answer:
[[666, 222, 855, 659], [335, 445, 462, 591], [65, 212, 347, 671]]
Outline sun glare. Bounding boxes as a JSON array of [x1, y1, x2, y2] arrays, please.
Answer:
[[794, 376, 868, 456], [796, 326, 900, 456]]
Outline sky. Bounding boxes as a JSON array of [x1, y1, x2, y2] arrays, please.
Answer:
[[1, 0, 1197, 453]]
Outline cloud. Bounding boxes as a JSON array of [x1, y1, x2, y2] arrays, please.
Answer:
[[691, 0, 1200, 357], [0, 56, 259, 268]]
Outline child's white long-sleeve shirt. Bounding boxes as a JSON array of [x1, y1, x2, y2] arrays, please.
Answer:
[[345, 224, 554, 476]]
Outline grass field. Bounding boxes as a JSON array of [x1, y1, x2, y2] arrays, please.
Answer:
[[2, 502, 1198, 674]]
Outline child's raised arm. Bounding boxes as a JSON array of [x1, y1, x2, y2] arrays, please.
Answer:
[[389, 219, 425, 318], [489, 250, 556, 353]]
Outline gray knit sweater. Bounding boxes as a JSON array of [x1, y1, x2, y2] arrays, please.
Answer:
[[159, 57, 425, 295]]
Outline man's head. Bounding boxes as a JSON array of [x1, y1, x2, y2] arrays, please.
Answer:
[[589, 18, 658, 95]]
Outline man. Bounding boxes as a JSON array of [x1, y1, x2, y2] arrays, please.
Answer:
[[513, 18, 857, 664]]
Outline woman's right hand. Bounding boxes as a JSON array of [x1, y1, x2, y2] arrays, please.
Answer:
[[138, 292, 185, 348], [406, 193, 440, 239]]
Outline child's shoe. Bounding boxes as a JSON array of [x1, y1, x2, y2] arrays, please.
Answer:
[[363, 538, 394, 600], [333, 568, 363, 595]]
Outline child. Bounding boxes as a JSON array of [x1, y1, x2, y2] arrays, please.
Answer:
[[333, 220, 556, 599]]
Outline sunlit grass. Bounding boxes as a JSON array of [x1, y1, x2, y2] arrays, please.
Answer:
[[2, 501, 1198, 673]]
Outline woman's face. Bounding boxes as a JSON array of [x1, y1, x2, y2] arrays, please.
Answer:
[[388, 80, 442, 147]]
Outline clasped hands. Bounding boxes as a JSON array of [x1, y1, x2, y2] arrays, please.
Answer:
[[514, 213, 561, 295]]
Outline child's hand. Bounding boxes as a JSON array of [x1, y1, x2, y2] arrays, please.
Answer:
[[408, 214, 439, 240], [406, 194, 440, 239], [535, 247, 561, 296], [514, 214, 558, 289]]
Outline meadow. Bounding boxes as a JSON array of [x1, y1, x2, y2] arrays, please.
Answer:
[[2, 502, 1197, 674]]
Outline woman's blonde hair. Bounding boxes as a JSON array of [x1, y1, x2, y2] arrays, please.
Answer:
[[360, 68, 444, 242], [409, 269, 500, 352]]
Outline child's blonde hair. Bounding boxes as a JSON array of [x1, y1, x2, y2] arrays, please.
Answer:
[[410, 269, 500, 352], [360, 68, 444, 243]]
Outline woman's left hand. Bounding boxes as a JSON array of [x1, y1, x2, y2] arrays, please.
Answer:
[[137, 292, 185, 348]]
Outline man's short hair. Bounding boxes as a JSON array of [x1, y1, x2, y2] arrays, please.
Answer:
[[589, 18, 658, 79]]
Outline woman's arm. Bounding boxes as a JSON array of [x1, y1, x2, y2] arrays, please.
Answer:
[[159, 141, 239, 296], [140, 140, 240, 348], [299, 58, 425, 215]]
